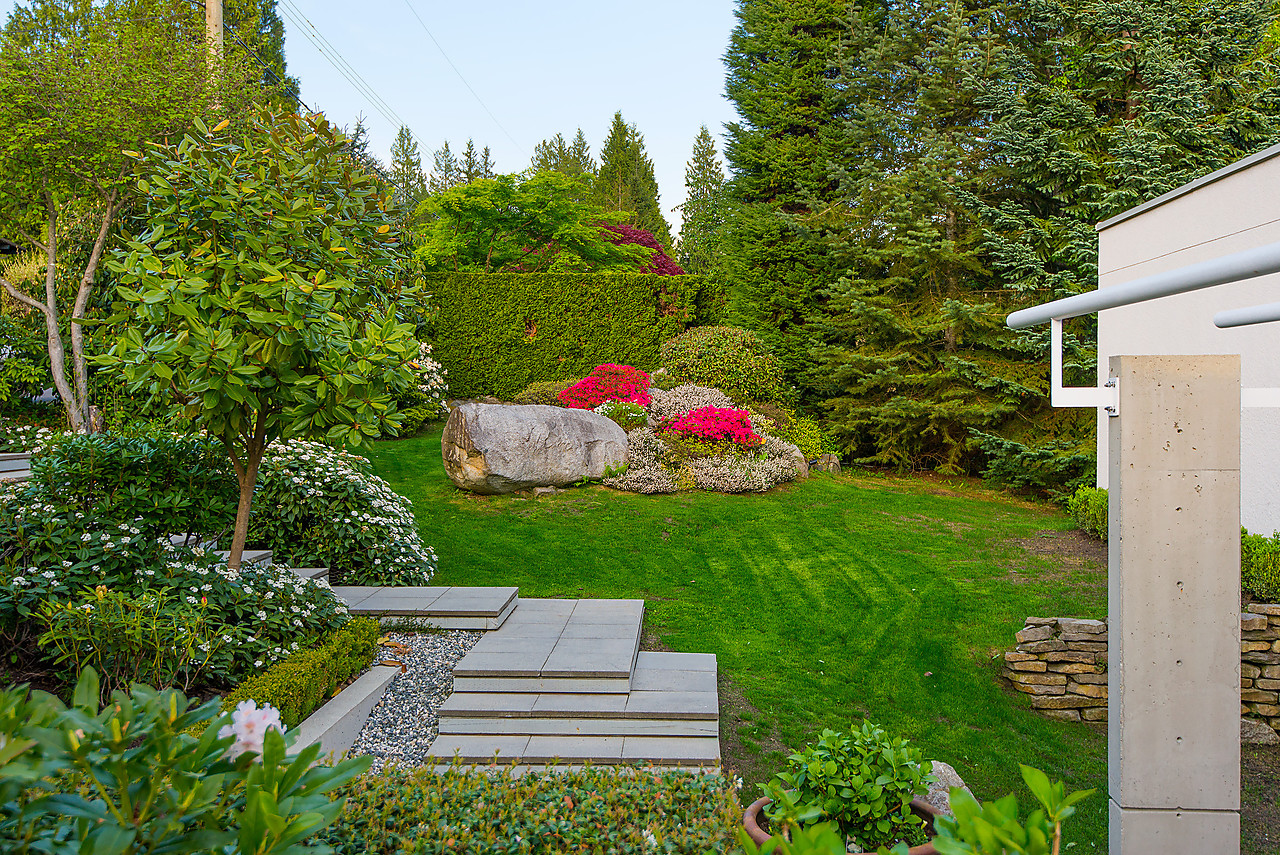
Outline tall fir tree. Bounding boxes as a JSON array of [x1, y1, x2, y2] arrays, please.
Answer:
[[531, 129, 596, 177], [720, 0, 850, 391], [346, 115, 387, 182], [223, 0, 298, 103], [677, 125, 727, 276], [460, 139, 495, 184], [595, 111, 672, 248], [429, 141, 460, 194], [388, 124, 426, 214]]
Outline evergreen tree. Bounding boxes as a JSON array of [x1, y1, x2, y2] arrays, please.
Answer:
[[460, 139, 495, 184], [569, 129, 596, 175], [595, 111, 672, 248], [224, 0, 298, 103], [531, 129, 596, 177], [388, 124, 426, 214], [720, 0, 850, 389], [677, 124, 727, 276], [429, 141, 460, 194], [345, 115, 387, 182]]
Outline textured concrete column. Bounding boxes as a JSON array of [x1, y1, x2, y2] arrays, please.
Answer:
[[1108, 355, 1241, 854]]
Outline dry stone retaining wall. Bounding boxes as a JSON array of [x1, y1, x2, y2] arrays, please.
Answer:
[[1003, 606, 1280, 732]]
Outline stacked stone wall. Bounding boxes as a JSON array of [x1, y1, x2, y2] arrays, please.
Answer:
[[1003, 605, 1280, 732]]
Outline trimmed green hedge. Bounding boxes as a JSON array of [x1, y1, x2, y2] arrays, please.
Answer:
[[426, 273, 722, 399], [219, 617, 381, 728], [1066, 486, 1108, 540]]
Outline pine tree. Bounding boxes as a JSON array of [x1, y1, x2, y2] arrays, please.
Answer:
[[223, 0, 298, 102], [429, 141, 460, 195], [568, 129, 596, 175], [677, 125, 727, 275], [594, 111, 672, 248], [720, 0, 850, 389], [345, 115, 387, 182], [460, 139, 494, 184], [388, 125, 426, 214], [532, 129, 596, 177]]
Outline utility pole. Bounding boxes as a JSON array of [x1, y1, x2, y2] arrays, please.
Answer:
[[205, 0, 222, 66]]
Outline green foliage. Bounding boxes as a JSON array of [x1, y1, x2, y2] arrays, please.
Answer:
[[530, 129, 596, 178], [0, 667, 369, 855], [931, 765, 1093, 855], [427, 272, 721, 399], [0, 314, 48, 410], [37, 585, 222, 703], [595, 111, 673, 248], [1065, 487, 1108, 541], [1243, 528, 1280, 602], [219, 618, 380, 728], [389, 124, 427, 216], [318, 762, 741, 854], [975, 431, 1095, 498], [738, 823, 848, 855], [415, 171, 651, 274], [249, 440, 437, 586], [661, 325, 791, 405], [678, 125, 729, 277], [99, 106, 421, 567], [764, 722, 931, 851], [511, 379, 575, 406], [28, 431, 238, 541], [596, 399, 649, 431], [750, 402, 830, 461]]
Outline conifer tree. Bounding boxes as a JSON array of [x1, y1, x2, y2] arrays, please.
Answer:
[[223, 0, 298, 102], [460, 139, 494, 184], [595, 111, 672, 248], [720, 0, 850, 388], [346, 116, 387, 182], [388, 124, 426, 214], [531, 129, 596, 177], [677, 125, 727, 276], [429, 141, 460, 195]]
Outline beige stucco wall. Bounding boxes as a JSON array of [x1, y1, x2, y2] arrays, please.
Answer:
[[1096, 148, 1280, 534]]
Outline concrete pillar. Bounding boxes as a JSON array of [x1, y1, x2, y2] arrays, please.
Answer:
[[1108, 355, 1241, 854]]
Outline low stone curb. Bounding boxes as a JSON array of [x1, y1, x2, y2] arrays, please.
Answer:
[[294, 664, 400, 757]]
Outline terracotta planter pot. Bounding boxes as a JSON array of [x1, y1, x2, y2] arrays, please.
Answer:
[[742, 796, 942, 855]]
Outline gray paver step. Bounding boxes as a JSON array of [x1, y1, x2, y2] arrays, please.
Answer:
[[0, 469, 30, 481], [438, 716, 719, 738], [451, 598, 643, 692], [425, 734, 720, 767], [333, 585, 519, 630], [214, 548, 272, 566]]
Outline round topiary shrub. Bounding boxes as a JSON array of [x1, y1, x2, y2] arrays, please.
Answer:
[[661, 326, 790, 405]]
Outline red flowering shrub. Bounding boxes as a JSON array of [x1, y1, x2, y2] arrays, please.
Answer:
[[660, 406, 763, 453], [603, 225, 685, 275], [558, 364, 652, 409]]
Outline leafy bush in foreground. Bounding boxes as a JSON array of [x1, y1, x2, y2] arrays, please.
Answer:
[[319, 763, 742, 854], [1066, 487, 1107, 540], [250, 440, 437, 586]]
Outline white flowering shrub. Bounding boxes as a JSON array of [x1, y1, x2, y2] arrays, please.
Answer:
[[646, 384, 735, 424], [0, 417, 55, 453], [604, 428, 800, 495], [604, 429, 678, 494], [249, 440, 436, 586], [388, 342, 450, 436]]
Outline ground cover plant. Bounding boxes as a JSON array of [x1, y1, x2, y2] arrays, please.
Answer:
[[364, 429, 1110, 848]]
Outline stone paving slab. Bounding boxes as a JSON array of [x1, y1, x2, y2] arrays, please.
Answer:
[[621, 736, 720, 766], [523, 735, 625, 764], [624, 689, 719, 720], [333, 586, 519, 628], [630, 666, 717, 693], [453, 676, 633, 694], [426, 735, 531, 763], [427, 735, 719, 766], [441, 716, 720, 738]]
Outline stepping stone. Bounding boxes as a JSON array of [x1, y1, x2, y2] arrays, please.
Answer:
[[451, 599, 643, 693], [214, 548, 272, 567], [426, 734, 719, 767], [290, 566, 329, 582], [333, 585, 518, 630], [0, 452, 31, 481]]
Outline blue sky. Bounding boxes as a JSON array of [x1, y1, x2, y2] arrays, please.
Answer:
[[0, 0, 741, 242]]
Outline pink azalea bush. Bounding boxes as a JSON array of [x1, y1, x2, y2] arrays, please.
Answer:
[[559, 364, 652, 409], [661, 406, 763, 452], [219, 698, 286, 759]]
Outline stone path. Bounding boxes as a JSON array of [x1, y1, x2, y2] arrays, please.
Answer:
[[0, 452, 31, 482], [330, 584, 721, 769]]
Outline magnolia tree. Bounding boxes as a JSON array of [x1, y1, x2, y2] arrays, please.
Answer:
[[99, 107, 420, 569]]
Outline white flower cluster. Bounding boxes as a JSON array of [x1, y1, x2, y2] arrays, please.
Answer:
[[256, 439, 437, 585], [412, 342, 450, 416], [0, 420, 57, 454], [604, 429, 677, 494], [218, 699, 285, 759]]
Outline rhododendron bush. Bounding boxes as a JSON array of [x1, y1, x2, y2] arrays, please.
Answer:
[[661, 406, 763, 452], [558, 364, 652, 409]]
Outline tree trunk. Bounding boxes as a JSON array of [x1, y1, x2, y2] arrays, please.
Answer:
[[69, 194, 116, 431], [224, 410, 271, 570], [32, 196, 84, 432]]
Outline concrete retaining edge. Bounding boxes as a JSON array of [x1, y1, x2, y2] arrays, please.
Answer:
[[293, 664, 399, 757]]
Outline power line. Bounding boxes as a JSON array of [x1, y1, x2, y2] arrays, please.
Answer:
[[398, 0, 524, 155], [187, 0, 317, 115]]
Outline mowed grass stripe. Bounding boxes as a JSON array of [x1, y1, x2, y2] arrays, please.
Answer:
[[365, 429, 1110, 850]]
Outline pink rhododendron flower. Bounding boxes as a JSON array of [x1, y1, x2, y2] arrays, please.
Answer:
[[662, 406, 763, 450], [559, 364, 652, 409], [218, 699, 285, 759]]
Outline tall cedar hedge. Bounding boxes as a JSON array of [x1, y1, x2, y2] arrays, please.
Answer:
[[425, 273, 722, 399]]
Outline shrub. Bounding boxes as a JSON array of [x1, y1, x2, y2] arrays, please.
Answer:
[[603, 224, 685, 274], [976, 431, 1096, 498], [647, 383, 735, 423], [661, 325, 790, 405], [512, 379, 575, 406], [604, 428, 800, 495], [595, 399, 649, 431], [0, 417, 54, 453], [36, 585, 223, 702], [318, 762, 742, 854], [250, 440, 437, 587], [425, 272, 723, 399], [603, 429, 678, 494], [1066, 486, 1108, 540], [558, 363, 652, 409], [933, 765, 1094, 855], [26, 430, 238, 542], [661, 406, 763, 453], [748, 402, 830, 462], [0, 668, 368, 854], [219, 617, 381, 728], [764, 722, 931, 852], [1243, 529, 1280, 602], [388, 342, 451, 437]]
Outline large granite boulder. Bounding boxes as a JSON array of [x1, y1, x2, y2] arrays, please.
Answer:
[[442, 403, 628, 494]]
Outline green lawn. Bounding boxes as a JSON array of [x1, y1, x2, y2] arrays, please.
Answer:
[[365, 428, 1109, 850]]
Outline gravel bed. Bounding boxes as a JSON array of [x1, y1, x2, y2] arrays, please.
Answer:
[[348, 629, 482, 771]]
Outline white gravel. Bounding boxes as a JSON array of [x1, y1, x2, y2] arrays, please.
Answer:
[[347, 629, 482, 771]]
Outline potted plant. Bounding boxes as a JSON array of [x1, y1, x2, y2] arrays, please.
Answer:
[[927, 765, 1094, 855], [742, 721, 941, 854]]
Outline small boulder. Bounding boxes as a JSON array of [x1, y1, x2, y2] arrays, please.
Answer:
[[812, 453, 841, 473], [925, 760, 975, 817], [442, 403, 627, 495], [1242, 717, 1280, 745]]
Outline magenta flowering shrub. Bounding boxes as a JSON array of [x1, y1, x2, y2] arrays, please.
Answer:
[[662, 406, 763, 451], [558, 364, 652, 409]]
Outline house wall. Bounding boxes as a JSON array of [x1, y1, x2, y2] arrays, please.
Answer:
[[1096, 146, 1280, 534]]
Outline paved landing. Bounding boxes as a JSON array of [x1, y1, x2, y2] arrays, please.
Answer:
[[451, 598, 643, 693], [332, 585, 518, 630]]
